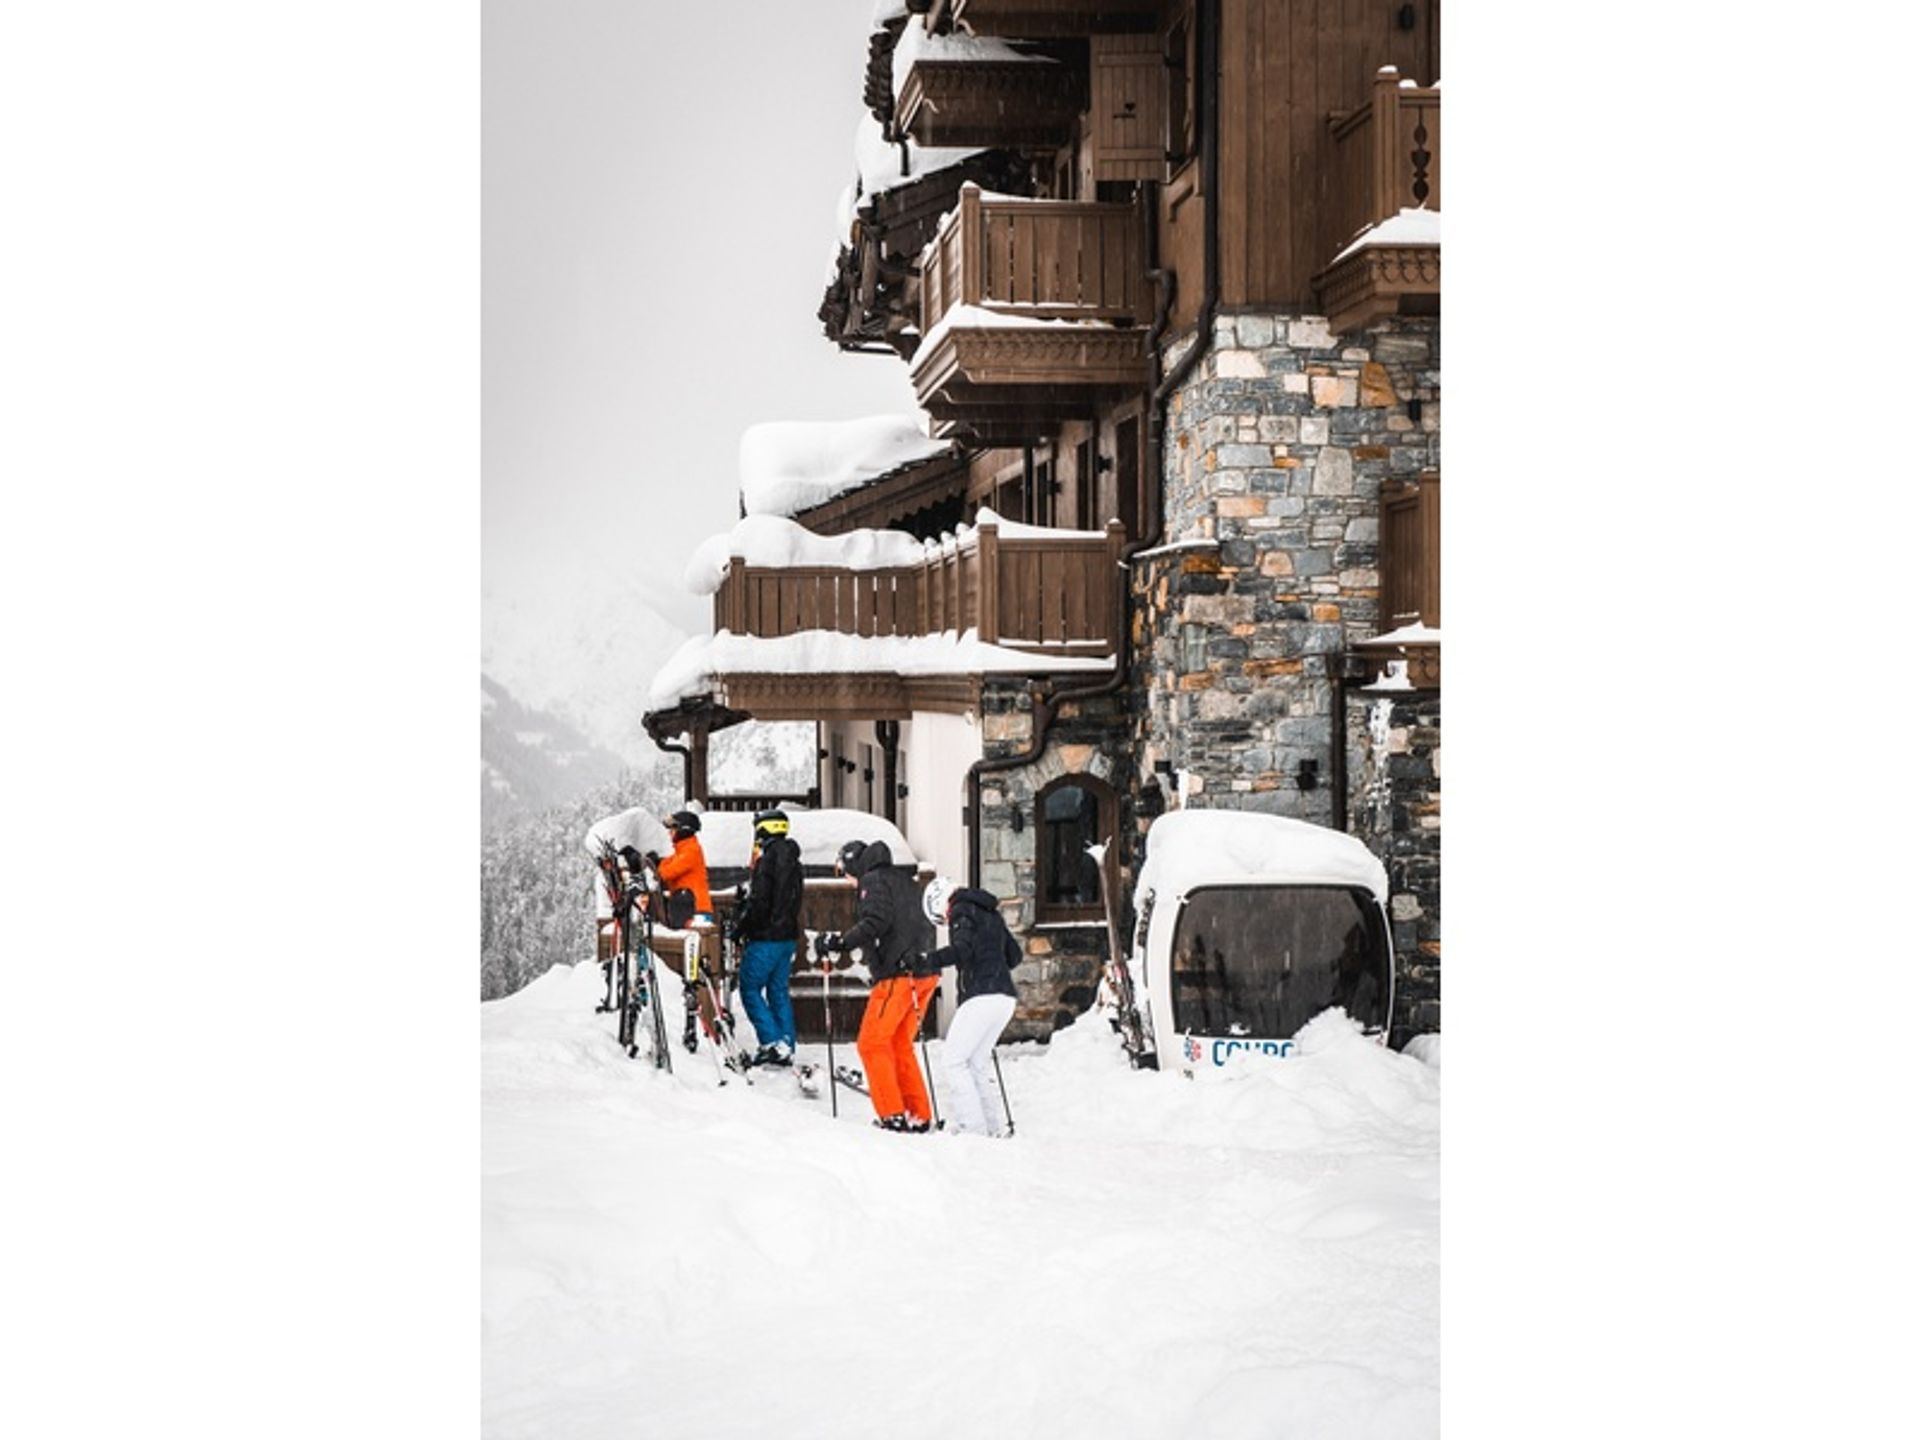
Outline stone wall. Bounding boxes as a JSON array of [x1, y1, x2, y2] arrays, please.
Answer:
[[1352, 690, 1441, 1044], [973, 679, 1134, 1042], [1128, 310, 1442, 1040]]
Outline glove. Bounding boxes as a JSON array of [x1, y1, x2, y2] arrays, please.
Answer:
[[733, 882, 748, 903]]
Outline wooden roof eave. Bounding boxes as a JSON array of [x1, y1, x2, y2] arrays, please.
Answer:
[[790, 451, 971, 537]]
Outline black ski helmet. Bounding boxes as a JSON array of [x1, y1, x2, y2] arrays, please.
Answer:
[[753, 808, 790, 839], [666, 809, 701, 836], [836, 839, 867, 875]]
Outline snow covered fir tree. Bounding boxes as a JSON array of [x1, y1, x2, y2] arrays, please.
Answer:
[[642, 0, 1440, 1050]]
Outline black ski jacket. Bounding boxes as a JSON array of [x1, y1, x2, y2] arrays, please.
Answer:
[[737, 833, 803, 943], [930, 886, 1021, 1004], [839, 841, 935, 981]]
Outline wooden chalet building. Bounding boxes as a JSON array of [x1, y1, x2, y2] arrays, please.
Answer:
[[646, 0, 1441, 1046]]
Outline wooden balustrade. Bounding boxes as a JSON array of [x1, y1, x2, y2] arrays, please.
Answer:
[[921, 186, 1147, 337], [1322, 66, 1440, 267], [712, 517, 1124, 660]]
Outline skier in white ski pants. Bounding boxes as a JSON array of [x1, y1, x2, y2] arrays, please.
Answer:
[[923, 879, 1021, 1137]]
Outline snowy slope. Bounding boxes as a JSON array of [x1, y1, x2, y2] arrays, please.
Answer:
[[483, 964, 1440, 1438]]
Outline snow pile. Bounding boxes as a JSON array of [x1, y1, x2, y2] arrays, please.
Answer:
[[1136, 809, 1390, 902], [579, 808, 671, 863], [682, 515, 931, 596], [1362, 620, 1441, 648], [483, 966, 1439, 1438], [586, 805, 917, 873], [646, 628, 1112, 709], [739, 414, 952, 520], [1332, 206, 1441, 263]]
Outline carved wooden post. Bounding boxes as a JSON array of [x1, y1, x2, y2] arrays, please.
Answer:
[[958, 182, 983, 309], [1372, 65, 1401, 225], [977, 517, 999, 645]]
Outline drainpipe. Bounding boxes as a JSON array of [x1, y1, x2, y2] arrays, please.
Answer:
[[1149, 0, 1222, 445], [877, 719, 901, 826], [962, 0, 1222, 889], [650, 729, 694, 802]]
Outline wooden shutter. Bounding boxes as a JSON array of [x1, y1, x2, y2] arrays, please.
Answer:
[[1091, 34, 1167, 183]]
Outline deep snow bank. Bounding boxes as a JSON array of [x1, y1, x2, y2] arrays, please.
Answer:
[[483, 964, 1439, 1439]]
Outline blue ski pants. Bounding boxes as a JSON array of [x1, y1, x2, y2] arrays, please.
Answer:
[[739, 938, 797, 1050]]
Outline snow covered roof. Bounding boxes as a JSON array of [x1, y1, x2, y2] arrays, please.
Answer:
[[739, 414, 952, 520], [586, 805, 917, 872], [646, 628, 1112, 710], [1135, 810, 1389, 902], [1332, 206, 1440, 264], [891, 20, 1054, 100], [850, 113, 985, 212]]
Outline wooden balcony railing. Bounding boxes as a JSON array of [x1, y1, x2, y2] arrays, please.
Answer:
[[1313, 67, 1440, 334], [1323, 66, 1440, 261], [921, 186, 1148, 336], [712, 516, 1125, 659]]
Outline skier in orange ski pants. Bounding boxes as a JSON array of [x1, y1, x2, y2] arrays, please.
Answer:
[[822, 838, 940, 1132]]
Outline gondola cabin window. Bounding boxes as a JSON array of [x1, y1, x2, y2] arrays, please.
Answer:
[[1170, 885, 1391, 1038], [1036, 775, 1112, 922]]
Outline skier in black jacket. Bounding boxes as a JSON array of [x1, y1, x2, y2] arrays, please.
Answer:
[[735, 809, 803, 1066], [820, 839, 937, 1131], [923, 878, 1020, 1136]]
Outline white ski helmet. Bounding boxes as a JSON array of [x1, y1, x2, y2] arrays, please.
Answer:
[[921, 875, 955, 928]]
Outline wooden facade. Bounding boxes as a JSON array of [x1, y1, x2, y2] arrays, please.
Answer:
[[667, 0, 1443, 824], [713, 516, 1125, 659]]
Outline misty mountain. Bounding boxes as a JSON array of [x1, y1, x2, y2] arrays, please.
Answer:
[[483, 568, 696, 767], [482, 675, 633, 825]]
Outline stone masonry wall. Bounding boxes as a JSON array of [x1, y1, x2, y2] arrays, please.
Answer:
[[974, 680, 1133, 1043], [1352, 691, 1441, 1044], [1128, 311, 1442, 1039]]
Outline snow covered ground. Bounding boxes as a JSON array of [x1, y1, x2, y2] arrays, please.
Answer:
[[483, 964, 1440, 1439]]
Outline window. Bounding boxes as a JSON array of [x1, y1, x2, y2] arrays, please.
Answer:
[[1035, 774, 1114, 921], [1378, 472, 1440, 631], [1169, 886, 1391, 1038]]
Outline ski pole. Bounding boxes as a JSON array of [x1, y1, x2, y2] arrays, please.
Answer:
[[990, 1048, 1015, 1137], [818, 933, 839, 1118], [913, 979, 940, 1131]]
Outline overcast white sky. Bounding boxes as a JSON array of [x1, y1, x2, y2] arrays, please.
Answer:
[[484, 0, 918, 637]]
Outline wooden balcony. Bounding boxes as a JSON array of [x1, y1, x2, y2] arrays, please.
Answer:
[[895, 48, 1085, 149], [710, 516, 1126, 720], [911, 186, 1150, 442], [1312, 67, 1441, 334]]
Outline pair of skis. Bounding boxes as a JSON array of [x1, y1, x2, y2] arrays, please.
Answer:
[[593, 839, 673, 1071], [700, 926, 822, 1097], [1093, 838, 1156, 1070]]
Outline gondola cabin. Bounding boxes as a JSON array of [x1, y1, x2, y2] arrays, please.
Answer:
[[1128, 810, 1394, 1073]]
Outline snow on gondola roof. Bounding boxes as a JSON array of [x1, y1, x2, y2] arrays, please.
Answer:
[[1134, 810, 1389, 901]]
